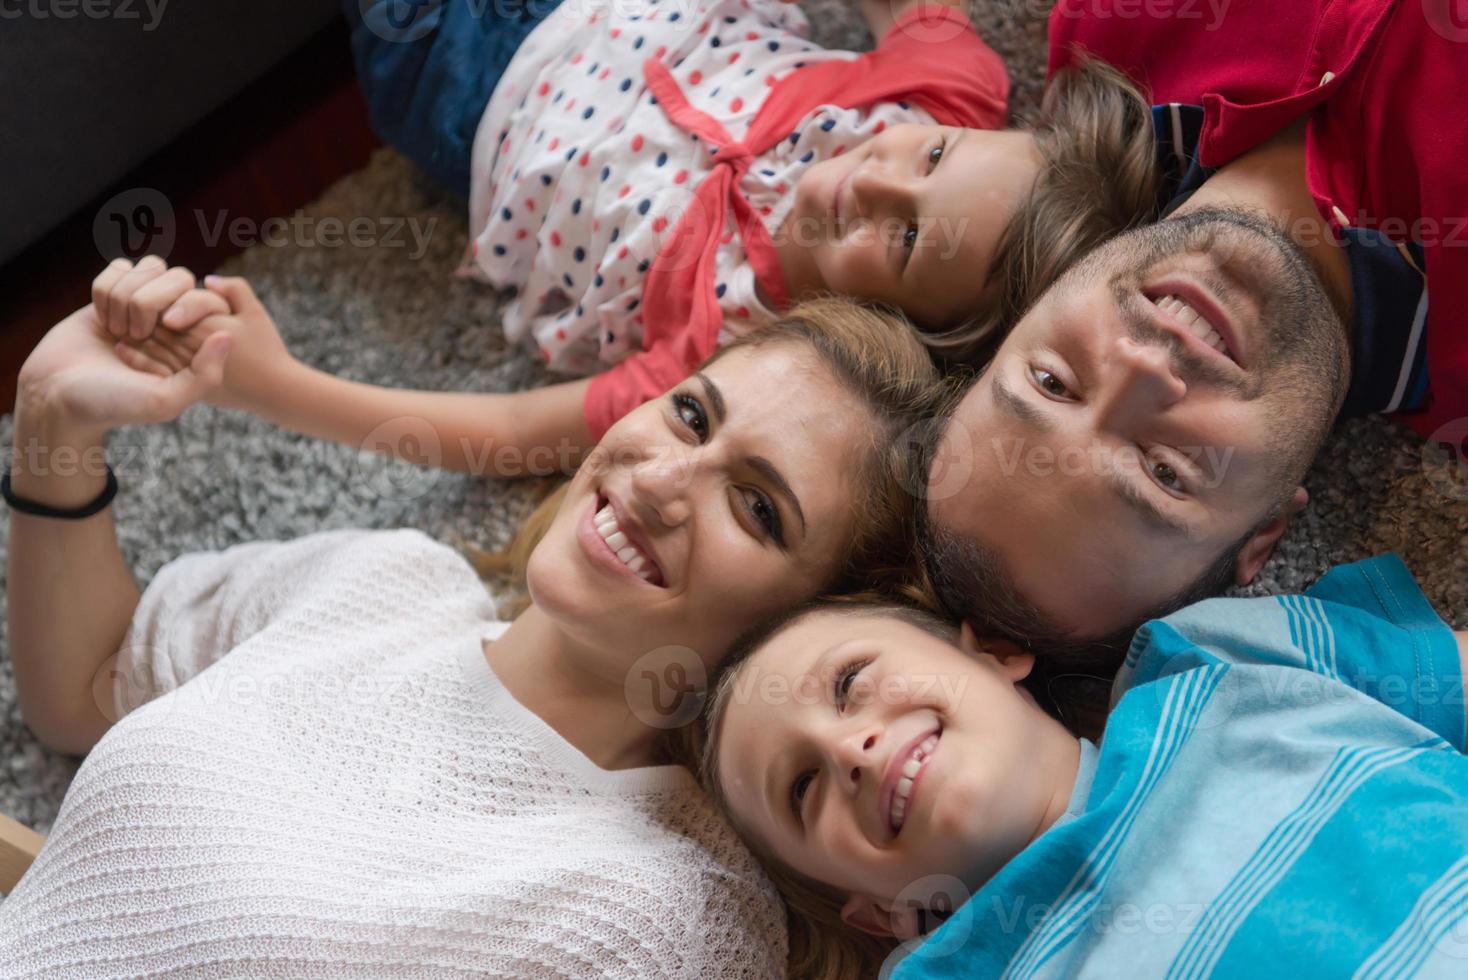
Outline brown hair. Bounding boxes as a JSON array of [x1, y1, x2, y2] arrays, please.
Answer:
[[920, 56, 1161, 366]]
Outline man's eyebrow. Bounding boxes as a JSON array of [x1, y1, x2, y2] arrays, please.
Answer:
[[696, 373, 726, 424], [991, 373, 1056, 434], [748, 456, 807, 539], [1106, 469, 1195, 537]]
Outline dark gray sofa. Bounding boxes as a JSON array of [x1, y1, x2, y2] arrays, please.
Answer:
[[0, 0, 341, 266]]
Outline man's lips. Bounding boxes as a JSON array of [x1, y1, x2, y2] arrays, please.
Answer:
[[1144, 277, 1249, 371]]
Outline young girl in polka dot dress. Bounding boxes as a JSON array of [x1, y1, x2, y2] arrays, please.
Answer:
[[117, 0, 1158, 477]]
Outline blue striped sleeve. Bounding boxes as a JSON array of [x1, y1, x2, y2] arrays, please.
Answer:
[[1305, 554, 1464, 750], [1117, 556, 1462, 749]]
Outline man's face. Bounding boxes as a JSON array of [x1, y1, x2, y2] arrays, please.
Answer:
[[927, 209, 1349, 641]]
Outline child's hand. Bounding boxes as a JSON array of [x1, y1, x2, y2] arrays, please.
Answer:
[[17, 302, 233, 434], [115, 274, 298, 419], [91, 255, 209, 342]]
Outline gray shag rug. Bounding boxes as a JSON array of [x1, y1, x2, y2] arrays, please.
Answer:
[[2, 0, 1465, 852]]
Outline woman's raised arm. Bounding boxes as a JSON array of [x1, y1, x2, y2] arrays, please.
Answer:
[[7, 260, 231, 755]]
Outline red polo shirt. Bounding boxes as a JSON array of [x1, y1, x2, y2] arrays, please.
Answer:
[[1049, 0, 1468, 444]]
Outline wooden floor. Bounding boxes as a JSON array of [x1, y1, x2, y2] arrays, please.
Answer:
[[0, 20, 380, 409]]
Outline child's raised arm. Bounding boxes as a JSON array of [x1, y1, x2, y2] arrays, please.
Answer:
[[111, 267, 595, 478], [264, 361, 594, 478]]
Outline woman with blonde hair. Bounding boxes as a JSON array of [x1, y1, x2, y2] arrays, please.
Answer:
[[0, 264, 943, 976]]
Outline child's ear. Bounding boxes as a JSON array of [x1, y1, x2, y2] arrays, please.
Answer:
[[840, 894, 923, 940], [958, 622, 1035, 683]]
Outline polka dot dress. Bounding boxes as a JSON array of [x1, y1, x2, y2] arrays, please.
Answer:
[[463, 0, 937, 376]]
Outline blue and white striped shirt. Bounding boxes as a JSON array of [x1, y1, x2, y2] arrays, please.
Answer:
[[891, 554, 1465, 980]]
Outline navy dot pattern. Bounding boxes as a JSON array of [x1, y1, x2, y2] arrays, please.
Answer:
[[463, 0, 948, 376]]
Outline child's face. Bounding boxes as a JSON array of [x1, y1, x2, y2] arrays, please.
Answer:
[[715, 610, 1076, 935], [784, 125, 1041, 327]]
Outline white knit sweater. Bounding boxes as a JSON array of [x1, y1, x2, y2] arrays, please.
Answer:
[[0, 529, 786, 978]]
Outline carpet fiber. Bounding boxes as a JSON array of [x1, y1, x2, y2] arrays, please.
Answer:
[[2, 1, 1464, 843]]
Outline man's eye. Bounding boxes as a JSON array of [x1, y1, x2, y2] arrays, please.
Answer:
[[1150, 459, 1184, 492], [1031, 368, 1073, 400], [672, 393, 708, 440]]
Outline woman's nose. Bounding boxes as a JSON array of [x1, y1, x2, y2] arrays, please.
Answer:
[[1098, 335, 1188, 428], [628, 453, 693, 528]]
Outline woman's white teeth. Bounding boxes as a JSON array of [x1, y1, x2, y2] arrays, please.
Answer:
[[595, 504, 654, 581], [1155, 294, 1227, 353]]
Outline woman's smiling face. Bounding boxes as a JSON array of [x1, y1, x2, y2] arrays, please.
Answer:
[[526, 342, 870, 678]]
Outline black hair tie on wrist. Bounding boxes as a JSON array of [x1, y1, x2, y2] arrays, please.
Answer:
[[1, 464, 118, 520]]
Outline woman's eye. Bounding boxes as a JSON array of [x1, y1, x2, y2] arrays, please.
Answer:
[[672, 393, 708, 440], [744, 489, 784, 544], [1031, 368, 1074, 400]]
